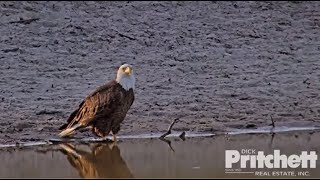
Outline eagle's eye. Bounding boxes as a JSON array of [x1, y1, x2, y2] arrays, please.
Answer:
[[122, 67, 126, 72]]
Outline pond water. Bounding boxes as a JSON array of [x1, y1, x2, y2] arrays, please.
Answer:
[[0, 127, 319, 178]]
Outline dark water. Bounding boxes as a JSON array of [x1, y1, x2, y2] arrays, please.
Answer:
[[0, 129, 320, 178]]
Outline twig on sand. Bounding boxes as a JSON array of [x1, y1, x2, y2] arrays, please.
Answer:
[[118, 33, 136, 40], [2, 48, 19, 53], [228, 102, 234, 109], [9, 18, 40, 25], [270, 115, 275, 128], [160, 118, 179, 139], [179, 131, 186, 141], [276, 99, 285, 108], [114, 30, 136, 40]]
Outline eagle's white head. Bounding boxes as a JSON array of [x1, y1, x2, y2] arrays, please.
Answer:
[[116, 64, 135, 91]]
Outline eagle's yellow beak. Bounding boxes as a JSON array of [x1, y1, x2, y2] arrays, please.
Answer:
[[125, 67, 132, 75]]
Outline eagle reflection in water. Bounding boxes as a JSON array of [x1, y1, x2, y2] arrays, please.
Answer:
[[59, 143, 133, 178]]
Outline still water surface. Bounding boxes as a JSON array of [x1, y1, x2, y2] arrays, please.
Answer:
[[0, 128, 319, 178]]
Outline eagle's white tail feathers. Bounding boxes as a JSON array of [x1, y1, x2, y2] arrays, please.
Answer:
[[58, 124, 82, 138]]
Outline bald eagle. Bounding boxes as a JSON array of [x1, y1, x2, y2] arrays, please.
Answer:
[[58, 64, 135, 142]]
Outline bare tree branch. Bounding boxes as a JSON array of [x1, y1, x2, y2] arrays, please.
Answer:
[[276, 99, 285, 108], [160, 118, 179, 139], [9, 18, 40, 25], [179, 131, 186, 141], [114, 30, 136, 40], [270, 115, 275, 128]]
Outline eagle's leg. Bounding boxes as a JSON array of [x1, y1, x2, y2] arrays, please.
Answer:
[[111, 126, 120, 143], [103, 131, 117, 150], [113, 135, 117, 143], [111, 131, 117, 143]]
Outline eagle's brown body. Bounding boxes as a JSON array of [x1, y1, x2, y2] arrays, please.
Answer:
[[59, 80, 134, 137]]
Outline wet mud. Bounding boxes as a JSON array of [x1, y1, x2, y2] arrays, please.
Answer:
[[0, 1, 320, 145]]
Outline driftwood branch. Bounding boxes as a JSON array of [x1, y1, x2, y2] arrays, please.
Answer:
[[270, 115, 275, 128], [160, 118, 179, 139], [276, 99, 285, 108], [2, 48, 19, 53], [9, 18, 40, 25], [179, 131, 186, 141], [118, 33, 136, 40], [114, 30, 136, 40]]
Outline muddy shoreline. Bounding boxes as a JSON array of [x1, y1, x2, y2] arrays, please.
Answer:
[[0, 129, 320, 178], [1, 1, 320, 144], [0, 126, 319, 149]]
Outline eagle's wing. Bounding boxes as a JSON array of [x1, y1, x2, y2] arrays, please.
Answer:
[[58, 80, 121, 137]]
